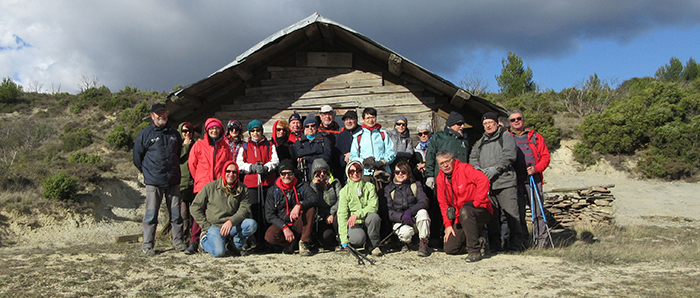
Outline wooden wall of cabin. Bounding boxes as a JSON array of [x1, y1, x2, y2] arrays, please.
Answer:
[[214, 51, 442, 145]]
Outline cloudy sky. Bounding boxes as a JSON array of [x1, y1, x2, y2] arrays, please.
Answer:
[[2, 1, 700, 94]]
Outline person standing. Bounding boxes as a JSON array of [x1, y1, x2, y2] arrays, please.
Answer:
[[133, 103, 186, 256], [225, 119, 244, 160], [185, 118, 232, 254], [288, 113, 303, 143], [388, 115, 414, 163], [349, 107, 395, 181], [335, 110, 361, 183], [190, 161, 258, 257], [271, 119, 296, 165], [509, 110, 551, 248], [178, 122, 197, 243], [470, 112, 524, 252], [424, 111, 470, 190], [294, 116, 331, 182]]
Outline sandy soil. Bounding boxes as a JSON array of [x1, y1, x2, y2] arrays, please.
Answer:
[[1, 139, 699, 297]]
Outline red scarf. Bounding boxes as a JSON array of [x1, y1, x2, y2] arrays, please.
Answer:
[[362, 123, 382, 131], [275, 177, 301, 221]]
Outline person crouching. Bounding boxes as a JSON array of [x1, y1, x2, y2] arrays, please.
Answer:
[[384, 161, 431, 257], [338, 161, 383, 256], [264, 159, 318, 256]]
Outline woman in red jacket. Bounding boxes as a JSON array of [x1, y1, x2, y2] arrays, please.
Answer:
[[184, 118, 232, 254]]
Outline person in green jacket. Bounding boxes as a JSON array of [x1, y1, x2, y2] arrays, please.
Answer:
[[178, 122, 197, 241], [337, 160, 383, 256], [190, 161, 258, 257]]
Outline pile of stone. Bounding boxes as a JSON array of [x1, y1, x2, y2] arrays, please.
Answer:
[[528, 185, 616, 228]]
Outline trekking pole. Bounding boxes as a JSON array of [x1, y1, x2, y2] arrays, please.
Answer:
[[347, 244, 376, 265], [530, 175, 555, 249], [379, 223, 404, 246], [528, 180, 537, 246]]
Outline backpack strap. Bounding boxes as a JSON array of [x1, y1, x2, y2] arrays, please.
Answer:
[[390, 183, 417, 200], [356, 131, 386, 152]]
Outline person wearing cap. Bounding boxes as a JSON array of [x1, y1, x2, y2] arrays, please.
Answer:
[[271, 119, 296, 165], [264, 159, 318, 256], [349, 107, 395, 180], [190, 161, 258, 257], [288, 113, 303, 143], [177, 122, 198, 242], [225, 119, 244, 160], [133, 103, 186, 256], [185, 117, 233, 254], [470, 111, 524, 252], [334, 110, 361, 183], [293, 116, 331, 182], [309, 158, 342, 250], [337, 160, 383, 256], [318, 105, 344, 136], [509, 110, 551, 248], [237, 119, 279, 250]]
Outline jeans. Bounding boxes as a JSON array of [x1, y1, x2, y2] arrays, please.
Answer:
[[201, 218, 258, 257]]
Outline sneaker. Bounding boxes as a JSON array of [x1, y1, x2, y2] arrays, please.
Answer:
[[299, 241, 312, 257], [183, 241, 198, 255], [142, 248, 155, 257], [371, 246, 384, 256], [175, 242, 188, 252], [465, 252, 483, 262], [417, 238, 431, 257]]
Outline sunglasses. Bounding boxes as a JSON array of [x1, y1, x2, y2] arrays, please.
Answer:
[[347, 169, 361, 175], [394, 170, 408, 175], [315, 170, 328, 176], [181, 129, 190, 133], [510, 117, 523, 122], [417, 131, 430, 136], [395, 122, 406, 127], [305, 124, 316, 128], [455, 122, 465, 126], [250, 128, 262, 133], [276, 128, 286, 132], [228, 127, 241, 131], [225, 170, 237, 174], [280, 171, 294, 177]]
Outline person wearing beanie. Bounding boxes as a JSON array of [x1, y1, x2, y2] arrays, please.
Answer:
[[237, 119, 279, 251], [470, 111, 524, 253], [185, 117, 232, 254], [422, 111, 470, 248], [190, 161, 258, 257], [334, 109, 361, 184], [309, 158, 343, 250], [388, 115, 414, 163], [225, 119, 244, 160], [133, 103, 185, 256], [264, 159, 318, 256], [288, 113, 303, 143], [294, 115, 331, 182]]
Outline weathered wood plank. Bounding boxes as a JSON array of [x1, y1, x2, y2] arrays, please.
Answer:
[[296, 52, 353, 68], [223, 93, 434, 112], [268, 67, 355, 79], [295, 85, 424, 100], [260, 70, 382, 86]]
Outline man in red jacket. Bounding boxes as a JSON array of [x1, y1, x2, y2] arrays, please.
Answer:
[[509, 110, 551, 248], [436, 150, 493, 262]]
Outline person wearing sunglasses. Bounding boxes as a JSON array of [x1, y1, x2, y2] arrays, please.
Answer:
[[237, 119, 279, 251], [388, 115, 414, 163], [337, 160, 383, 256], [264, 159, 318, 256], [177, 121, 198, 247], [294, 116, 331, 182], [508, 110, 551, 248], [271, 119, 296, 166], [190, 161, 258, 257], [185, 117, 233, 255], [470, 111, 524, 253], [384, 161, 431, 257], [309, 158, 343, 251], [424, 111, 470, 191], [225, 119, 244, 160]]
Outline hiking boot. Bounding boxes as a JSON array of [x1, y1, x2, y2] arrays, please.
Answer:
[[371, 246, 384, 256], [282, 244, 295, 254], [142, 248, 155, 257], [401, 243, 410, 253], [175, 242, 188, 252], [183, 241, 198, 255], [299, 241, 312, 257], [417, 238, 431, 257], [478, 237, 488, 257], [465, 252, 483, 262]]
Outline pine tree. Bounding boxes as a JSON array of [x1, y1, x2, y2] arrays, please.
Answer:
[[496, 52, 536, 97]]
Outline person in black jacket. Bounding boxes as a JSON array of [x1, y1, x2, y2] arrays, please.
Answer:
[[334, 110, 361, 183], [133, 103, 186, 256], [384, 161, 431, 257], [294, 116, 331, 182], [264, 159, 318, 256]]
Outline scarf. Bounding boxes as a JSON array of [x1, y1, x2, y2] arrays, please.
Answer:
[[362, 123, 382, 131], [419, 138, 431, 151], [275, 177, 300, 218]]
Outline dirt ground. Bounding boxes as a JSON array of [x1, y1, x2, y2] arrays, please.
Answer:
[[1, 139, 699, 297]]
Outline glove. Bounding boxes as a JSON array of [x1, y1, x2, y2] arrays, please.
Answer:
[[401, 210, 415, 225], [425, 177, 436, 189], [251, 164, 264, 174], [482, 167, 499, 180], [363, 157, 376, 168]]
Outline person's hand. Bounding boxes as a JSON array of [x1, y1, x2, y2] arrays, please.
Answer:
[[347, 214, 358, 227], [183, 137, 192, 145], [251, 164, 264, 174], [297, 157, 304, 163], [482, 167, 499, 180], [362, 157, 376, 168], [326, 214, 334, 224], [220, 219, 232, 236], [444, 226, 456, 243], [344, 152, 351, 163], [289, 204, 301, 221], [416, 162, 425, 173], [283, 227, 295, 242], [526, 166, 537, 176], [425, 177, 436, 189], [401, 210, 415, 225]]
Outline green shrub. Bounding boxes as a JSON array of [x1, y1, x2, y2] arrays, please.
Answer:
[[106, 125, 132, 150], [79, 86, 111, 103], [119, 101, 150, 129], [0, 77, 22, 105], [69, 102, 85, 114], [42, 172, 78, 201], [60, 128, 93, 152], [68, 152, 101, 165], [573, 143, 596, 166], [502, 92, 562, 150]]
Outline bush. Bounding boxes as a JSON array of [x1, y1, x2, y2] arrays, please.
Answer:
[[106, 125, 132, 150], [0, 77, 22, 105], [573, 143, 596, 166], [68, 152, 101, 165], [119, 101, 150, 129], [42, 172, 78, 201], [61, 128, 93, 152]]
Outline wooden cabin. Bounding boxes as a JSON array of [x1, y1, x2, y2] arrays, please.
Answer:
[[165, 13, 506, 144]]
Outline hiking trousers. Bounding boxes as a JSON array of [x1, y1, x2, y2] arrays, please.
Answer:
[[143, 184, 184, 250]]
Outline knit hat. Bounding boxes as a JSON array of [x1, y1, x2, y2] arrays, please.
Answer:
[[289, 113, 302, 123], [227, 119, 242, 130], [482, 112, 499, 123], [446, 111, 465, 127], [205, 118, 223, 131], [278, 159, 296, 174], [247, 119, 263, 132], [303, 116, 317, 127], [395, 115, 408, 124]]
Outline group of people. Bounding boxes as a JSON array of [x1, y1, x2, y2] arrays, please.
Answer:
[[133, 102, 550, 262]]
